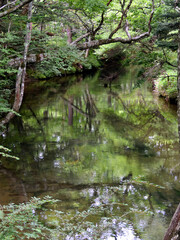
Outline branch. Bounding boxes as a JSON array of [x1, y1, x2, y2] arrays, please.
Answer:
[[71, 0, 113, 45], [76, 31, 150, 50], [93, 11, 105, 35], [162, 48, 177, 68], [70, 32, 91, 45], [82, 9, 94, 31], [0, 0, 33, 18], [109, 0, 133, 39], [75, 0, 154, 50], [147, 0, 154, 34], [124, 19, 131, 39], [119, 0, 126, 9], [107, 0, 113, 6], [93, 0, 114, 34], [0, 0, 17, 11], [139, 40, 154, 51], [175, 0, 180, 12], [73, 11, 91, 31]]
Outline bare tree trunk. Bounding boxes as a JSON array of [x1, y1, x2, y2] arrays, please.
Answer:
[[85, 36, 91, 58], [0, 1, 33, 126], [4, 5, 11, 49], [177, 26, 180, 143], [85, 48, 89, 58], [163, 203, 180, 240], [67, 26, 72, 44]]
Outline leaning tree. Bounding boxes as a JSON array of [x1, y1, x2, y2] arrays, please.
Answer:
[[0, 0, 33, 126]]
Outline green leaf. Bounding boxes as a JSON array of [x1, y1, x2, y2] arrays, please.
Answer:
[[0, 210, 4, 219]]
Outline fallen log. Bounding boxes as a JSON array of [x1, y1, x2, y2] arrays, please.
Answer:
[[8, 53, 47, 67]]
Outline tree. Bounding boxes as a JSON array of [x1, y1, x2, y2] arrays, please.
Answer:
[[0, 0, 156, 126], [67, 0, 155, 49], [0, 0, 33, 18], [156, 0, 180, 141], [0, 0, 33, 126], [163, 203, 180, 240], [36, 0, 155, 49], [156, 0, 180, 51]]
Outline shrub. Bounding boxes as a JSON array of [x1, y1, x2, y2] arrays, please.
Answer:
[[156, 69, 177, 99]]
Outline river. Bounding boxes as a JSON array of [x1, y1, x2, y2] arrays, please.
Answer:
[[0, 67, 180, 239]]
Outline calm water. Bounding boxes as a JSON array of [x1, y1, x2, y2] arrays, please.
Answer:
[[0, 68, 180, 239]]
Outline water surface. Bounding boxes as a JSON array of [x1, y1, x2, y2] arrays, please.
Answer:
[[0, 68, 180, 239]]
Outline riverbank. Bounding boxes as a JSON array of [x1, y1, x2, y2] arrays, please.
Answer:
[[141, 64, 177, 104], [0, 41, 178, 125], [121, 41, 178, 104]]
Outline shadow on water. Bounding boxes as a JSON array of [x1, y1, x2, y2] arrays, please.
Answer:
[[0, 67, 180, 239]]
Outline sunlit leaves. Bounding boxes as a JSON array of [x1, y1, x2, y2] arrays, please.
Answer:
[[67, 0, 107, 13], [0, 145, 19, 160]]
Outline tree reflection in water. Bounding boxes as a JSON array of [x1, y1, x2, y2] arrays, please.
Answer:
[[0, 69, 179, 239]]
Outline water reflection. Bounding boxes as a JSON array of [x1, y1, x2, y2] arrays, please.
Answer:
[[0, 68, 179, 239]]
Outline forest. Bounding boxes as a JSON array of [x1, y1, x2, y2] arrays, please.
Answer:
[[0, 0, 180, 239]]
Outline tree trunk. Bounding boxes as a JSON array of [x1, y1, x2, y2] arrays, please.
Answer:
[[0, 1, 33, 126], [85, 36, 91, 58], [163, 203, 180, 240], [67, 26, 72, 44], [178, 25, 180, 143]]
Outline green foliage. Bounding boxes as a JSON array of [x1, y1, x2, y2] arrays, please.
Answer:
[[83, 52, 101, 69], [35, 46, 82, 77], [29, 30, 49, 54], [0, 32, 21, 118], [156, 0, 180, 51], [96, 44, 124, 61], [0, 145, 19, 160], [0, 196, 58, 240], [155, 69, 178, 99], [66, 0, 107, 16], [122, 41, 163, 68], [136, 51, 160, 66], [0, 79, 14, 118], [33, 46, 100, 78], [129, 0, 153, 32], [0, 178, 163, 240]]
